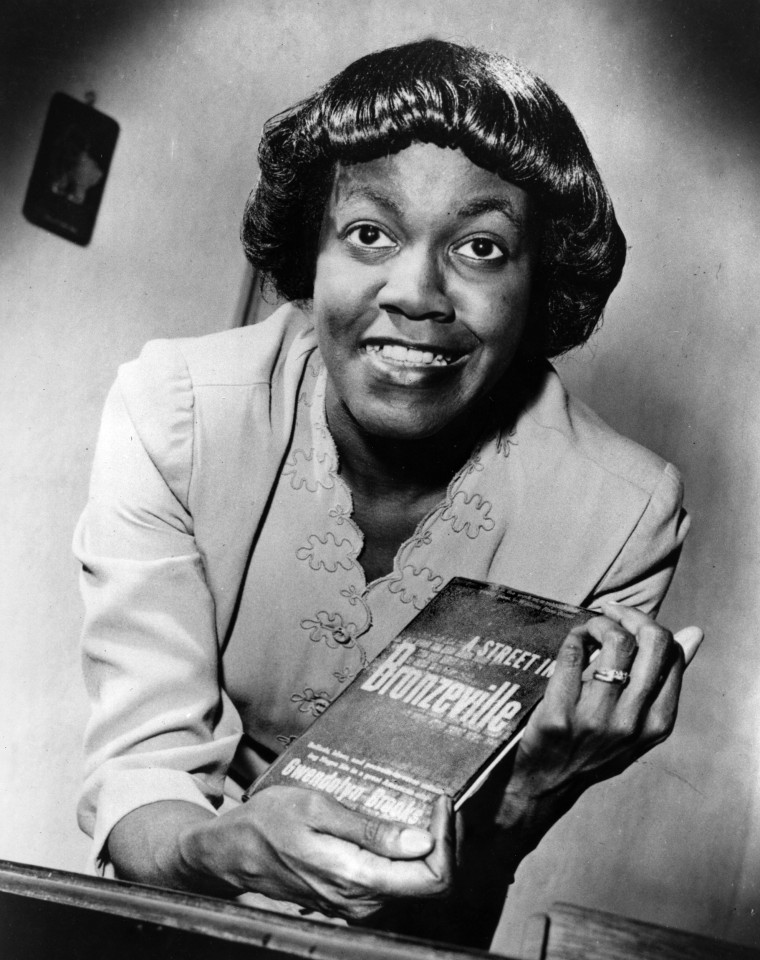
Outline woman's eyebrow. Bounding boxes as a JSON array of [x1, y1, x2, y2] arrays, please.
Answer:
[[456, 197, 527, 234], [337, 184, 404, 218]]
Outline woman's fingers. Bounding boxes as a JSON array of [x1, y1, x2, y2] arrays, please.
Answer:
[[318, 795, 454, 903], [596, 603, 704, 667], [514, 605, 702, 799], [636, 646, 684, 746], [541, 626, 589, 714], [584, 607, 678, 742], [586, 604, 701, 756], [598, 601, 703, 680], [309, 794, 434, 860], [240, 788, 454, 917], [596, 601, 704, 669], [579, 617, 638, 712], [533, 618, 634, 735]]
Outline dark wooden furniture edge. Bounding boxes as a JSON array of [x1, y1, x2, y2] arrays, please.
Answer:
[[538, 901, 760, 959], [0, 859, 514, 960]]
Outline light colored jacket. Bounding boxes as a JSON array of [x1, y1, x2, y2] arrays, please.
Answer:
[[74, 304, 689, 867]]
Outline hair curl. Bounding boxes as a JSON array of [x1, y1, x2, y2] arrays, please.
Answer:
[[241, 39, 625, 358]]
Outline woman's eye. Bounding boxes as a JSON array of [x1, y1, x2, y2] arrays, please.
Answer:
[[456, 238, 506, 262], [346, 223, 395, 248]]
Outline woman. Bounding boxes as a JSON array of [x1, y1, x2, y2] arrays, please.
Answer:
[[75, 39, 700, 947]]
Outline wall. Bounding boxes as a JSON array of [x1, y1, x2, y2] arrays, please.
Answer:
[[1, 0, 758, 954]]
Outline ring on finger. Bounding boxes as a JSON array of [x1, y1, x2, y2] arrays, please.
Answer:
[[592, 668, 630, 685]]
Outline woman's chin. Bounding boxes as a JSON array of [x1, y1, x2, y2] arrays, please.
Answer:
[[325, 374, 477, 447], [351, 405, 465, 443]]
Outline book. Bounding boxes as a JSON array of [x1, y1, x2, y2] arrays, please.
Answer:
[[244, 577, 591, 829]]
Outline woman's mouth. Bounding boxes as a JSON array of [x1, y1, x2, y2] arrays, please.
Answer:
[[363, 342, 463, 367]]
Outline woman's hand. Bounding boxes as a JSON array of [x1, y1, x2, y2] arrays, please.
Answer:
[[480, 604, 703, 873], [177, 787, 454, 920], [509, 603, 703, 799]]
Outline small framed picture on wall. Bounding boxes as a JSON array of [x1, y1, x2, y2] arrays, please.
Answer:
[[23, 92, 119, 246]]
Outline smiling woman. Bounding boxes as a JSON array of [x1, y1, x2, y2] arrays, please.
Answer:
[[312, 145, 538, 582], [315, 146, 535, 444], [74, 38, 699, 950]]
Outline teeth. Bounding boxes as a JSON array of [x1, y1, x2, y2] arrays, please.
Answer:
[[365, 344, 456, 366]]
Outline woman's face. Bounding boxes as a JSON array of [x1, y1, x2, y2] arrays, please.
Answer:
[[312, 142, 537, 441]]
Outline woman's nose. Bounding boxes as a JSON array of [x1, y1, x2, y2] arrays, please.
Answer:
[[378, 246, 453, 321]]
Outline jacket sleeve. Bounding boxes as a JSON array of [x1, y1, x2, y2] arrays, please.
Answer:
[[589, 462, 690, 615], [73, 341, 243, 873]]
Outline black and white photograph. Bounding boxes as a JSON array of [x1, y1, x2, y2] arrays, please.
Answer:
[[1, 2, 758, 958]]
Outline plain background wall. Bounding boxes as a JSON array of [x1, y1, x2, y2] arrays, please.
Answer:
[[1, 0, 758, 954]]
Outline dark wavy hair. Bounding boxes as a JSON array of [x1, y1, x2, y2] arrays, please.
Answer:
[[241, 39, 626, 358]]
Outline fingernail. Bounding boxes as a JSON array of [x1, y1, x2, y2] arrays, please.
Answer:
[[399, 828, 433, 856]]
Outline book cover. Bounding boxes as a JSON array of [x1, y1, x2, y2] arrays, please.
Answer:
[[245, 577, 591, 829]]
